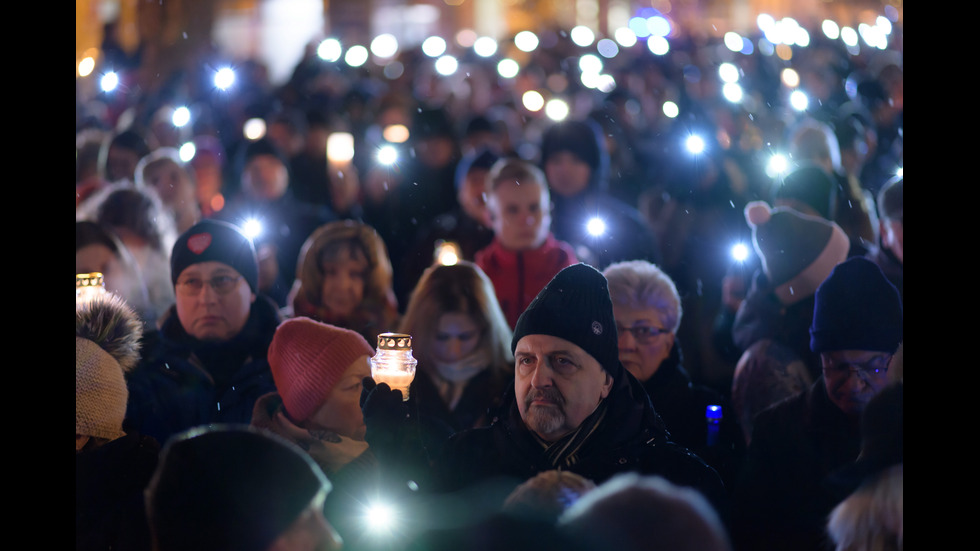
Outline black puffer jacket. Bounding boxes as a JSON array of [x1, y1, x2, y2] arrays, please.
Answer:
[[123, 297, 281, 446]]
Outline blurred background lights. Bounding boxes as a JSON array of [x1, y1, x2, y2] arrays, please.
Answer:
[[317, 38, 342, 62], [718, 62, 739, 83], [545, 98, 570, 121], [596, 74, 616, 93], [382, 124, 410, 143], [179, 142, 196, 162], [242, 218, 263, 239], [421, 36, 447, 57], [662, 101, 679, 118], [647, 36, 670, 55], [497, 58, 520, 78], [876, 16, 893, 35], [434, 55, 458, 75], [579, 54, 603, 74], [586, 217, 606, 236], [377, 144, 398, 165], [767, 153, 789, 176], [722, 82, 743, 103], [685, 134, 705, 154], [570, 25, 596, 47], [822, 20, 840, 40], [326, 132, 355, 163], [629, 16, 651, 38], [473, 36, 498, 57], [514, 31, 539, 52], [78, 56, 96, 77], [455, 29, 477, 48], [724, 32, 744, 52], [522, 90, 544, 112], [370, 33, 399, 58], [213, 67, 235, 90], [243, 118, 266, 140], [647, 16, 671, 37], [757, 13, 776, 33], [597, 38, 619, 58], [614, 27, 638, 47], [345, 45, 369, 67], [100, 71, 119, 92], [789, 89, 809, 111], [172, 106, 191, 127], [840, 27, 859, 47], [780, 68, 800, 88], [730, 243, 750, 262]]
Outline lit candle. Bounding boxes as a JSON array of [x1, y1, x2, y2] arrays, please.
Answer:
[[370, 333, 418, 401], [76, 272, 106, 304]]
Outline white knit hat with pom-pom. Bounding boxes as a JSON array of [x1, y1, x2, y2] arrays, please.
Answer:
[[744, 201, 850, 305], [76, 293, 143, 441]]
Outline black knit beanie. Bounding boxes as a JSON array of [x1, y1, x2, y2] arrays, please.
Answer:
[[540, 119, 604, 176], [145, 426, 330, 551], [512, 263, 623, 380], [171, 219, 259, 293], [776, 165, 836, 219], [810, 257, 903, 353]]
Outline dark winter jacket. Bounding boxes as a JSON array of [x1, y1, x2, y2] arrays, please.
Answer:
[[409, 367, 512, 434], [640, 343, 745, 489], [732, 377, 860, 551], [123, 297, 281, 446], [475, 234, 579, 328], [76, 432, 159, 551]]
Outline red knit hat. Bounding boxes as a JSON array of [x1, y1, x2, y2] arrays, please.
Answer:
[[268, 317, 375, 422]]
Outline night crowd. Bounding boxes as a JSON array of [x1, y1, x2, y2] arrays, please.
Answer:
[[76, 12, 903, 551]]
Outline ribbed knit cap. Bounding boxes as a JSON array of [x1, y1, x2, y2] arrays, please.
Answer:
[[745, 200, 850, 306], [170, 219, 258, 293], [810, 257, 903, 353], [76, 293, 143, 441], [512, 263, 623, 380], [145, 426, 329, 551], [775, 165, 836, 219], [268, 317, 375, 422]]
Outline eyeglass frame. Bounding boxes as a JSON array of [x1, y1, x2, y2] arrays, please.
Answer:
[[616, 324, 673, 344], [820, 353, 892, 382], [175, 274, 245, 296]]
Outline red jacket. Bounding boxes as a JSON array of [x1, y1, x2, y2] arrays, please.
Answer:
[[475, 234, 579, 328]]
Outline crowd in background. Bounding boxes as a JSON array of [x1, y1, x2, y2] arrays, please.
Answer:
[[76, 13, 903, 551]]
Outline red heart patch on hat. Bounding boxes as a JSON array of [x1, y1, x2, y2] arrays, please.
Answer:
[[187, 232, 212, 254]]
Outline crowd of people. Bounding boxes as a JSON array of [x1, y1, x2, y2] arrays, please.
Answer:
[[76, 13, 903, 551]]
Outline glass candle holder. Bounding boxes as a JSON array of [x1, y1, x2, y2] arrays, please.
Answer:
[[76, 272, 106, 305], [370, 333, 418, 401]]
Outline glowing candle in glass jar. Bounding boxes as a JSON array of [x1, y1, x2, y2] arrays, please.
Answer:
[[76, 272, 106, 305], [371, 333, 417, 401]]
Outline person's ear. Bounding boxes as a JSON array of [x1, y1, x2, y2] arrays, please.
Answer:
[[600, 371, 614, 399]]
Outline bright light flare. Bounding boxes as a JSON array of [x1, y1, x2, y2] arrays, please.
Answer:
[[718, 62, 740, 83], [570, 25, 595, 47], [724, 32, 744, 52], [767, 153, 789, 176], [731, 243, 750, 262], [586, 217, 606, 236], [242, 218, 263, 239], [422, 36, 447, 57], [789, 90, 809, 111], [365, 503, 397, 533], [327, 133, 355, 163], [685, 134, 706, 154], [497, 58, 520, 78], [473, 36, 498, 57], [382, 124, 410, 144], [179, 142, 196, 162], [514, 31, 539, 52], [243, 118, 266, 140], [662, 101, 679, 118], [377, 145, 399, 166], [317, 38, 342, 62], [78, 57, 96, 77], [614, 27, 638, 47], [821, 20, 840, 40], [214, 67, 235, 90], [544, 98, 569, 121], [722, 83, 743, 103], [370, 34, 399, 59], [172, 106, 191, 128], [100, 71, 119, 92], [522, 90, 545, 112], [434, 55, 458, 75], [647, 36, 670, 55]]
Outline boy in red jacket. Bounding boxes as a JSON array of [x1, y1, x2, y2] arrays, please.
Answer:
[[475, 158, 579, 328]]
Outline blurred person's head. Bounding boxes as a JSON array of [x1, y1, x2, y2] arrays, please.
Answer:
[[241, 138, 290, 201], [188, 135, 226, 215], [84, 183, 178, 256], [145, 426, 342, 551], [399, 262, 513, 386], [135, 147, 200, 232], [810, 257, 902, 418], [603, 261, 681, 383], [877, 176, 903, 264], [540, 119, 607, 198], [76, 220, 152, 319], [266, 109, 307, 159], [100, 129, 150, 184], [293, 221, 396, 321], [486, 158, 552, 251], [170, 220, 259, 342], [503, 470, 597, 524], [267, 317, 375, 441], [558, 473, 731, 551], [774, 164, 838, 220], [412, 107, 459, 169], [455, 149, 500, 227]]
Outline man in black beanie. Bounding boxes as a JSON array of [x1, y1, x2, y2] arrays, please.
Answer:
[[145, 425, 342, 551], [360, 264, 726, 533], [732, 256, 902, 551], [125, 219, 281, 447]]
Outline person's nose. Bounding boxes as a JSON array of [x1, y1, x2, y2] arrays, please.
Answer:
[[530, 359, 555, 388], [618, 328, 636, 351], [200, 280, 220, 304], [448, 338, 462, 358]]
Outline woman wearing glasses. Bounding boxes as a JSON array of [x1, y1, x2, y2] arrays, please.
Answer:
[[603, 260, 744, 489]]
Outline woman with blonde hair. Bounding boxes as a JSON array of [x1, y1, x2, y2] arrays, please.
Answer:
[[398, 261, 514, 432], [288, 220, 400, 343]]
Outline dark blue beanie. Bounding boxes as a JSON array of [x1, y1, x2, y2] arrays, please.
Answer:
[[512, 263, 623, 380], [810, 257, 902, 353]]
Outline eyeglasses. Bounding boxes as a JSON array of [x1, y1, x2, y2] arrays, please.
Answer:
[[176, 274, 243, 296], [821, 354, 891, 382], [617, 325, 671, 344]]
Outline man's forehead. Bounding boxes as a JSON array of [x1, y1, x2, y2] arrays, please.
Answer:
[[515, 334, 589, 357]]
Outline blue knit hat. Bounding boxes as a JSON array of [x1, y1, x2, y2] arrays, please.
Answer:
[[512, 263, 623, 380], [810, 257, 903, 353]]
